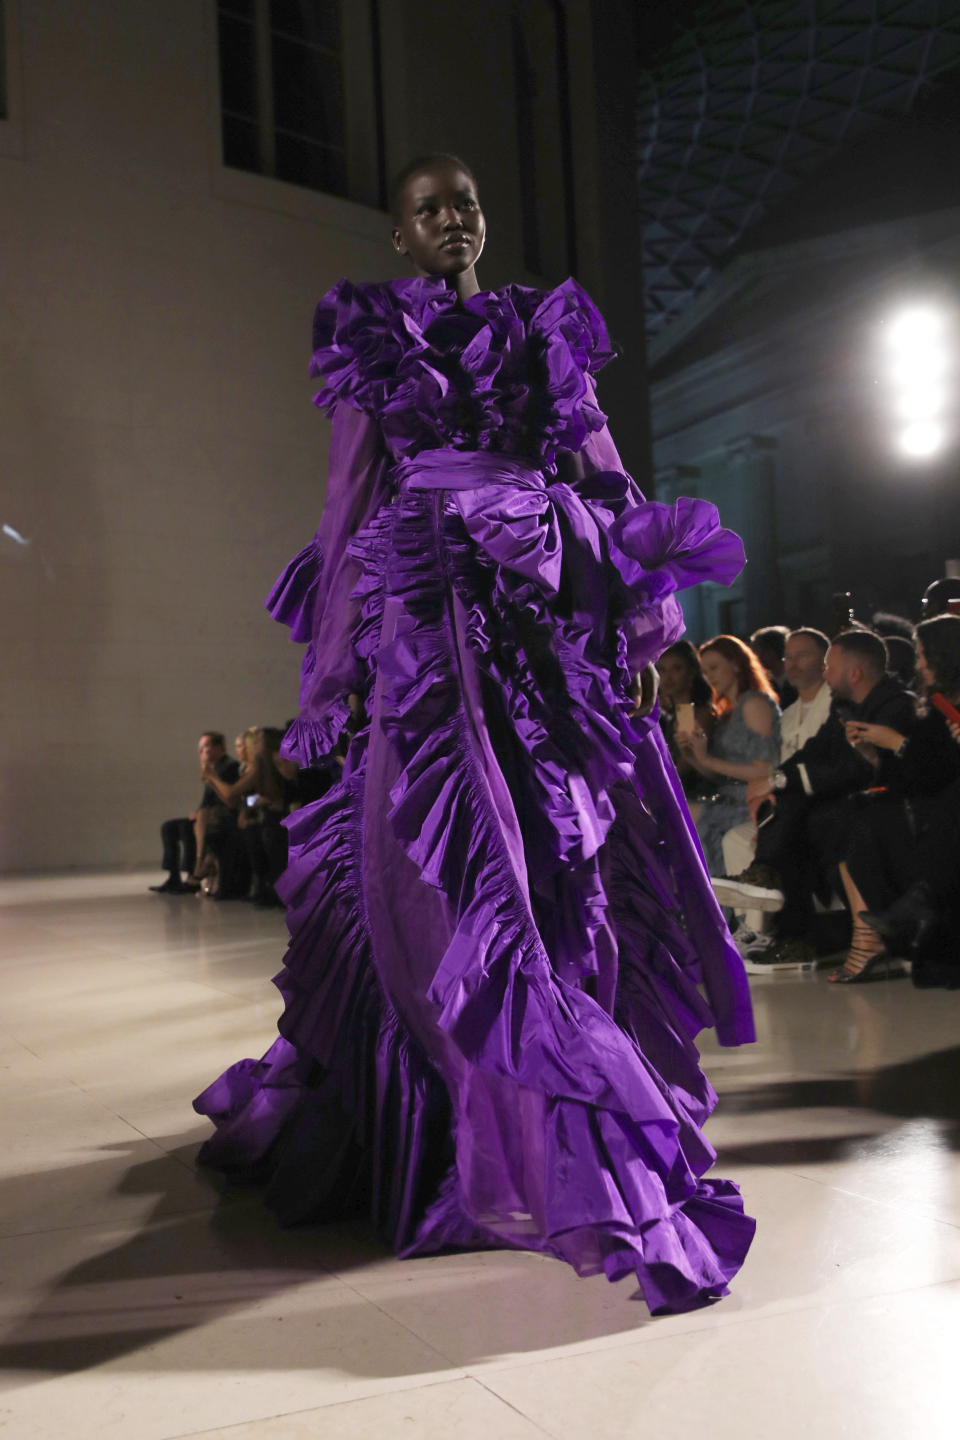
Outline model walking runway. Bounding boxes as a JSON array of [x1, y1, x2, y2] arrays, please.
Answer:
[[195, 156, 755, 1314]]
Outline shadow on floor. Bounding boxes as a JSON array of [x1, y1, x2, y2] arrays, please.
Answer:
[[7, 1037, 959, 1382], [715, 1041, 960, 1167], [0, 1144, 649, 1383]]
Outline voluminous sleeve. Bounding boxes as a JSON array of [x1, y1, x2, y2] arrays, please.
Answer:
[[267, 401, 392, 766]]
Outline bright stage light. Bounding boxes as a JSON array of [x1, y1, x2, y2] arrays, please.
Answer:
[[886, 307, 943, 350], [899, 421, 944, 458], [889, 350, 947, 386], [882, 302, 952, 461], [896, 386, 945, 421]]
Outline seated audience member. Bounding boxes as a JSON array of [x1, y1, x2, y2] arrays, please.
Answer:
[[870, 610, 917, 687], [721, 629, 916, 965], [676, 635, 780, 877], [921, 576, 960, 619], [712, 628, 832, 944], [750, 625, 798, 709], [193, 730, 252, 878], [871, 610, 914, 642], [884, 635, 918, 689], [656, 640, 718, 801], [205, 725, 290, 906], [830, 614, 960, 985], [149, 732, 240, 895]]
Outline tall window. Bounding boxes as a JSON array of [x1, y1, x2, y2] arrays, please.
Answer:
[[511, 0, 576, 279], [216, 0, 385, 207], [0, 0, 8, 120]]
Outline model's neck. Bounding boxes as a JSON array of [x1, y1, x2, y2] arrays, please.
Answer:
[[419, 267, 480, 301], [451, 268, 480, 301]]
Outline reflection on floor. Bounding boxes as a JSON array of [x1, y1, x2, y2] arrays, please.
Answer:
[[1, 871, 958, 1439]]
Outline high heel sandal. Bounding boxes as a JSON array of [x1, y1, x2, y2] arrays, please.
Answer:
[[828, 947, 894, 984], [828, 922, 895, 985]]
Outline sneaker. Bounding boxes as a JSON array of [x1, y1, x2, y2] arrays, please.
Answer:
[[733, 928, 773, 960], [711, 863, 785, 912], [742, 936, 818, 975]]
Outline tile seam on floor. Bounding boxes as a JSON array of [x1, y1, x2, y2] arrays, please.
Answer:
[[0, 1199, 223, 1244], [458, 1268, 960, 1377], [332, 1271, 513, 1374], [472, 1374, 562, 1438], [770, 1162, 960, 1231], [154, 1375, 494, 1440], [718, 1141, 960, 1230], [465, 1276, 960, 1386]]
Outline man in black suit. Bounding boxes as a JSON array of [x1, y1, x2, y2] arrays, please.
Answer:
[[719, 631, 917, 960], [149, 732, 240, 894]]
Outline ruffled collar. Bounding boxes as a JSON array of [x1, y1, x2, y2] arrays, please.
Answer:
[[309, 274, 614, 463]]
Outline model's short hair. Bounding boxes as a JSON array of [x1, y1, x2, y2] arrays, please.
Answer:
[[831, 629, 889, 677], [787, 627, 830, 656], [390, 153, 478, 223], [200, 731, 226, 750]]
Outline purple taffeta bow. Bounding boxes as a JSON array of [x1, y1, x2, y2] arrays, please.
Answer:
[[610, 497, 746, 601]]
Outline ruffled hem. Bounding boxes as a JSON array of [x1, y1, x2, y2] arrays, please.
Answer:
[[195, 778, 452, 1246], [370, 492, 754, 1308], [265, 532, 325, 645], [406, 1168, 754, 1315]]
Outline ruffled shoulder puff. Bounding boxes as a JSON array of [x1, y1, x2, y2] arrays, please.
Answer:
[[308, 275, 616, 463]]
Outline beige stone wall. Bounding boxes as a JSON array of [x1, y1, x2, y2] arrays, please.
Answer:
[[0, 0, 646, 871]]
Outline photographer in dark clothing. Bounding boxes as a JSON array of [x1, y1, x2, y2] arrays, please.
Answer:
[[721, 631, 917, 962], [149, 732, 240, 895]]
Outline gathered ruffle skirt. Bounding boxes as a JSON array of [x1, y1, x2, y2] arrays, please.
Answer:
[[194, 447, 756, 1315]]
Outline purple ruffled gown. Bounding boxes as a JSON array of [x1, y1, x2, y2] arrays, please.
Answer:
[[194, 276, 756, 1314]]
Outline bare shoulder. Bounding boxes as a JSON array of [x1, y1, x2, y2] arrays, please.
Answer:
[[742, 691, 776, 734]]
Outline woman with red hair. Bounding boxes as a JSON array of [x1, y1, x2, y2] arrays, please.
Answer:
[[678, 635, 781, 876]]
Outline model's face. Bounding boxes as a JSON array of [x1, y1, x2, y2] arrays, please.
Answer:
[[392, 162, 486, 279], [701, 649, 737, 697], [784, 636, 825, 691], [656, 652, 693, 704]]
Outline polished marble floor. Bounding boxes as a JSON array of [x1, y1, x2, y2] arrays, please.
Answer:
[[1, 870, 958, 1439]]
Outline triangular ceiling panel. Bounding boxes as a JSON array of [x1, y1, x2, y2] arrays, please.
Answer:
[[637, 0, 960, 336]]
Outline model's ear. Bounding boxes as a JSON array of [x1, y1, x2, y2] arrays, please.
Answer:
[[391, 227, 407, 255]]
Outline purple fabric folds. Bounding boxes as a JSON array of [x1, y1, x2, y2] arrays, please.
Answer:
[[194, 276, 756, 1315]]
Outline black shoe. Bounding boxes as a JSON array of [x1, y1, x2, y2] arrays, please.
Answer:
[[861, 882, 939, 955], [149, 877, 189, 894]]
